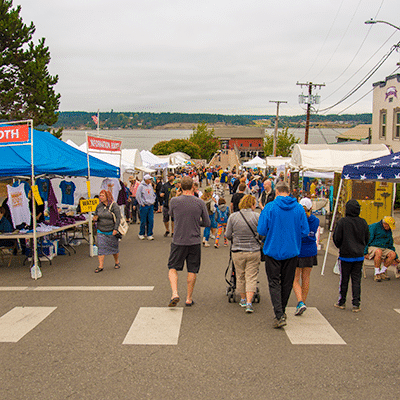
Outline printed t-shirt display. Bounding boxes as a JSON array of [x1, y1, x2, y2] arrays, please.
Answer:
[[7, 184, 31, 228], [59, 180, 76, 205], [36, 178, 50, 202], [100, 178, 121, 202]]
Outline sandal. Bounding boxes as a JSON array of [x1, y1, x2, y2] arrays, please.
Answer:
[[114, 263, 121, 269], [185, 301, 195, 307], [94, 267, 104, 273], [168, 297, 180, 307]]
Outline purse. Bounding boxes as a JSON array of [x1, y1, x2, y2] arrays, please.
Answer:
[[108, 202, 129, 237], [239, 211, 265, 261]]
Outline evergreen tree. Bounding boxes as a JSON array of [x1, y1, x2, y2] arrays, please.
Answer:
[[0, 0, 60, 127]]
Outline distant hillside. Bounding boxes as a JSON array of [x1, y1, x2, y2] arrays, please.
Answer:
[[50, 112, 253, 130], [47, 111, 372, 130]]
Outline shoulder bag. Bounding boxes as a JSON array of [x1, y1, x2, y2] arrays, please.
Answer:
[[239, 211, 265, 261], [107, 202, 129, 238]]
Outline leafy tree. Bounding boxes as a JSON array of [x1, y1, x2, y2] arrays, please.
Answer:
[[152, 139, 201, 159], [264, 127, 301, 157], [0, 0, 60, 128], [189, 122, 220, 161]]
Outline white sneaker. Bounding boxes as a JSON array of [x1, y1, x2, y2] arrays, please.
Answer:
[[138, 235, 145, 240], [147, 236, 154, 241], [210, 234, 216, 239]]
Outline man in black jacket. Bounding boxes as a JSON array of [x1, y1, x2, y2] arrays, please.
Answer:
[[333, 200, 369, 312]]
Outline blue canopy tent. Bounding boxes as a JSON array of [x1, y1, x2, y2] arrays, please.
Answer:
[[0, 129, 120, 178], [0, 127, 120, 278], [322, 151, 400, 275]]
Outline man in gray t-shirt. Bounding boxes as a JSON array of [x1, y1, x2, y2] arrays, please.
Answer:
[[167, 176, 211, 307]]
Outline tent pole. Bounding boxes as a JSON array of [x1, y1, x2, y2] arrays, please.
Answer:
[[392, 182, 396, 216], [30, 120, 40, 279], [86, 132, 94, 258], [321, 178, 343, 275]]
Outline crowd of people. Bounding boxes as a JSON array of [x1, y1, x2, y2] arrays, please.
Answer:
[[89, 165, 399, 329]]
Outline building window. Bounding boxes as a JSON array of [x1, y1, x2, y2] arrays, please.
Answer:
[[380, 110, 387, 139], [249, 143, 252, 147], [395, 110, 400, 139]]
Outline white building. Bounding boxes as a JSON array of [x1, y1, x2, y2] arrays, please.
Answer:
[[372, 73, 400, 152]]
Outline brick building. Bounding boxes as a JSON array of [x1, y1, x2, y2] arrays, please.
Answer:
[[213, 127, 265, 161]]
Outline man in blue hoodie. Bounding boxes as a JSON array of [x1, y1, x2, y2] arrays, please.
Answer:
[[258, 181, 309, 328]]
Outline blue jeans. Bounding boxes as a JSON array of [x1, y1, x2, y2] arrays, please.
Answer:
[[139, 205, 154, 236]]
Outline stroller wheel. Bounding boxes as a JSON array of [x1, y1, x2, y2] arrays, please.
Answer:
[[253, 294, 260, 303], [228, 293, 236, 303]]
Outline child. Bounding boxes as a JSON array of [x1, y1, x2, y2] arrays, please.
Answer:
[[333, 200, 369, 312], [293, 198, 319, 316], [201, 187, 216, 247], [214, 198, 230, 248]]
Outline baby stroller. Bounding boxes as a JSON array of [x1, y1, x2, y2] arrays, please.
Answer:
[[225, 250, 260, 303]]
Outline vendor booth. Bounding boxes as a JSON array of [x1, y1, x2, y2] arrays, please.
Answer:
[[0, 125, 120, 278], [243, 156, 267, 169], [322, 151, 400, 275]]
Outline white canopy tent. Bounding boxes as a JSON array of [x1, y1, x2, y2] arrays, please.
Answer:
[[140, 150, 169, 170], [265, 156, 291, 168], [289, 143, 391, 173], [243, 156, 267, 169]]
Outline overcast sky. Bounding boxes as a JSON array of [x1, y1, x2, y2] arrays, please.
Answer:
[[14, 0, 400, 116]]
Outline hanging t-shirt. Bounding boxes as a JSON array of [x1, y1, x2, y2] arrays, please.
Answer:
[[12, 180, 31, 197], [100, 178, 121, 202], [7, 184, 31, 228], [59, 181, 76, 205], [36, 178, 50, 202]]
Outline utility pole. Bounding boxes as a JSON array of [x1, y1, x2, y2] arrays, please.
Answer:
[[296, 82, 325, 144], [269, 100, 287, 156]]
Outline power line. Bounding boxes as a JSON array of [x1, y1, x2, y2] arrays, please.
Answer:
[[313, 0, 364, 80], [319, 40, 400, 113], [299, 0, 345, 81], [323, 31, 398, 101]]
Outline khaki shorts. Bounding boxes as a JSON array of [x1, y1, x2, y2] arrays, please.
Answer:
[[367, 247, 395, 260]]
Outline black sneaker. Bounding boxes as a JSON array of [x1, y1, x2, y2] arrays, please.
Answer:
[[164, 231, 170, 237], [273, 315, 287, 329]]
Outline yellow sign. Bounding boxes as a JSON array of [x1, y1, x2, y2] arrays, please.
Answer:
[[31, 185, 43, 206], [80, 198, 99, 213]]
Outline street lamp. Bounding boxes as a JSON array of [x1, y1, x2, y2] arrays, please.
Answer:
[[365, 19, 400, 31]]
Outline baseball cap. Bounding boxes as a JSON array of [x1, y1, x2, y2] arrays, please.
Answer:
[[300, 197, 313, 210], [143, 174, 152, 180], [383, 216, 395, 230]]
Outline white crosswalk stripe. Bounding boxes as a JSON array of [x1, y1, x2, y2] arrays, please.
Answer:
[[0, 286, 154, 291], [284, 307, 346, 345], [123, 307, 184, 345], [0, 307, 57, 343], [394, 309, 400, 314]]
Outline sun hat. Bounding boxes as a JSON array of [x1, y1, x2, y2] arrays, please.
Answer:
[[383, 216, 395, 230], [300, 197, 313, 210]]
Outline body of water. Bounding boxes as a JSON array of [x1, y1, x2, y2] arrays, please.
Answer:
[[62, 128, 348, 151]]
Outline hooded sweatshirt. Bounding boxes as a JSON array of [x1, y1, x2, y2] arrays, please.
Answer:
[[215, 204, 230, 224], [257, 195, 309, 261], [333, 200, 369, 260], [299, 213, 320, 258]]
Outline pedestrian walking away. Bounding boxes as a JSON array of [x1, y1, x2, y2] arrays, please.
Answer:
[[167, 176, 211, 307], [333, 200, 369, 312], [225, 194, 261, 314], [257, 181, 309, 329], [293, 198, 319, 316]]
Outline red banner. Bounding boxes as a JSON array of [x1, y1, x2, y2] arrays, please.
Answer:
[[0, 124, 30, 143], [87, 136, 121, 152]]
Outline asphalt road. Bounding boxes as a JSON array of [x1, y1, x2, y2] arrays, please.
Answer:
[[1, 211, 400, 400]]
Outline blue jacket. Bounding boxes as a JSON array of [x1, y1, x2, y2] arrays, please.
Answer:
[[257, 195, 309, 261], [299, 214, 319, 258]]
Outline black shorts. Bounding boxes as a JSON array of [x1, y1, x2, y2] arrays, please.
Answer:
[[163, 206, 174, 223], [298, 255, 318, 268], [167, 243, 201, 274]]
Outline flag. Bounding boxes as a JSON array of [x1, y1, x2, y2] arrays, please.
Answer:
[[91, 115, 99, 125]]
